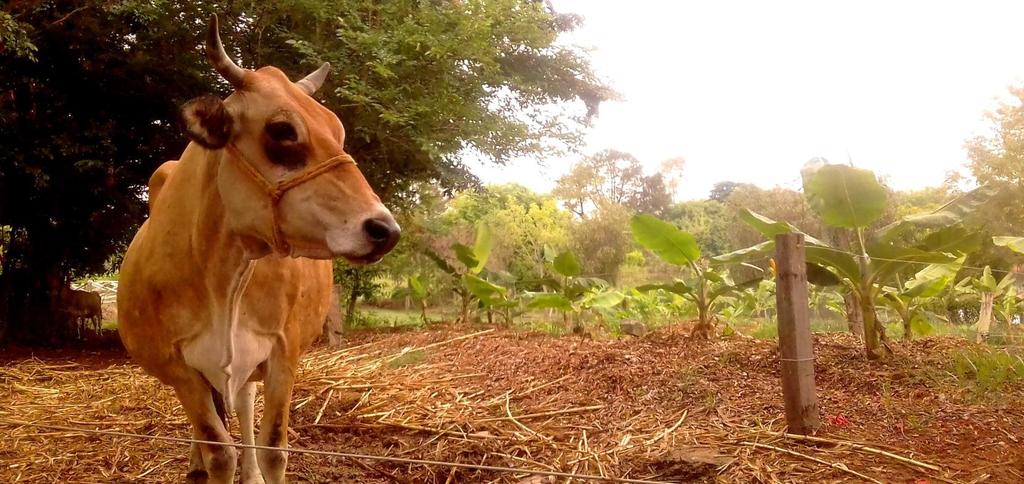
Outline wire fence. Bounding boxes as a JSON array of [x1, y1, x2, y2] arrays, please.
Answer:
[[808, 245, 1023, 277], [0, 420, 671, 484]]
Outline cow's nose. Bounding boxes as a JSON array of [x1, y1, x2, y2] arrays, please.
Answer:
[[363, 217, 401, 254]]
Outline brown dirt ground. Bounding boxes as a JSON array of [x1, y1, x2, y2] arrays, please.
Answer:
[[1, 322, 1022, 483]]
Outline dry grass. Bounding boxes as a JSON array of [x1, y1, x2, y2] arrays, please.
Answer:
[[1, 323, 1023, 483]]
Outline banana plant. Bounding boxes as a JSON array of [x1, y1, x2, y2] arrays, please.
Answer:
[[992, 237, 1023, 335], [878, 260, 961, 340], [630, 214, 761, 339], [748, 277, 777, 322], [994, 285, 1022, 335], [463, 270, 520, 326], [424, 223, 494, 324], [717, 293, 753, 335], [716, 159, 994, 359], [616, 287, 693, 324], [392, 275, 430, 323], [962, 266, 1018, 342], [525, 249, 623, 330]]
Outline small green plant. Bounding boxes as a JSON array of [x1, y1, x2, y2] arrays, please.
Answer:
[[979, 267, 1020, 339], [424, 223, 495, 324], [717, 278, 777, 335], [956, 266, 1018, 342], [809, 319, 853, 333], [391, 275, 431, 323], [751, 322, 779, 340], [525, 249, 623, 331], [350, 310, 393, 329], [630, 214, 761, 339], [949, 347, 1024, 396], [614, 288, 695, 327], [529, 320, 571, 337], [878, 260, 961, 340], [809, 287, 846, 319], [464, 270, 521, 326]]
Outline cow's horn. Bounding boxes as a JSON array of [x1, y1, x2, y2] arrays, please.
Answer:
[[295, 62, 331, 95], [206, 14, 247, 88]]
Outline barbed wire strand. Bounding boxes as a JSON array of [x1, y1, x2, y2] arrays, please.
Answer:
[[0, 420, 672, 484], [809, 245, 1022, 277]]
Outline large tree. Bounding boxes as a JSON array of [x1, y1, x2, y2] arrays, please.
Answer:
[[552, 150, 680, 282], [553, 149, 678, 217], [965, 86, 1024, 238], [0, 0, 609, 342]]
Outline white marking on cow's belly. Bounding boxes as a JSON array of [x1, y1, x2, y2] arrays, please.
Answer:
[[182, 324, 273, 405], [181, 260, 268, 408]]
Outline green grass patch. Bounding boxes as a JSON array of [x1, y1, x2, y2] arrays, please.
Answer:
[[354, 307, 428, 330], [387, 349, 427, 368], [526, 320, 570, 337], [949, 347, 1024, 396], [751, 322, 778, 340], [809, 318, 849, 333]]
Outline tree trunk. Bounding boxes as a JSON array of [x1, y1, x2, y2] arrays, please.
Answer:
[[0, 266, 11, 344], [325, 284, 344, 346], [876, 310, 892, 345], [976, 292, 995, 343], [861, 291, 892, 360], [843, 291, 865, 339], [460, 293, 471, 324], [343, 273, 362, 330], [690, 305, 714, 339]]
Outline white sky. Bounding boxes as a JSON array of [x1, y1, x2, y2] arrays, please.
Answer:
[[471, 0, 1024, 201]]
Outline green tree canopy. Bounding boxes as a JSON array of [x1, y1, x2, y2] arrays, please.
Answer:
[[440, 184, 572, 281]]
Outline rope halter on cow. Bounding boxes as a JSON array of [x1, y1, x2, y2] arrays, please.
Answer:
[[225, 143, 357, 255]]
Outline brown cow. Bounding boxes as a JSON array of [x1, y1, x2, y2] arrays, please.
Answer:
[[58, 287, 102, 338], [117, 15, 399, 484], [147, 159, 178, 214]]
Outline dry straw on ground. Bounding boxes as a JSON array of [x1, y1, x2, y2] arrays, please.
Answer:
[[1, 324, 1022, 483]]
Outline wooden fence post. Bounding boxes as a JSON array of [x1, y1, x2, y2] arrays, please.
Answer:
[[775, 233, 820, 434]]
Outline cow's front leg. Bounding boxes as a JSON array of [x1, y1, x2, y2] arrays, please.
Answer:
[[236, 381, 265, 484], [185, 426, 207, 483], [257, 357, 296, 484], [173, 372, 237, 484]]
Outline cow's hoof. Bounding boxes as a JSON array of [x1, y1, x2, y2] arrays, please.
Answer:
[[185, 469, 209, 484]]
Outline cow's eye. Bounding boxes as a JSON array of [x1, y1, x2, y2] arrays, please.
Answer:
[[266, 121, 298, 143]]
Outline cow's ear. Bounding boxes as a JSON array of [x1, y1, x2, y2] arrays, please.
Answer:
[[179, 95, 234, 149]]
